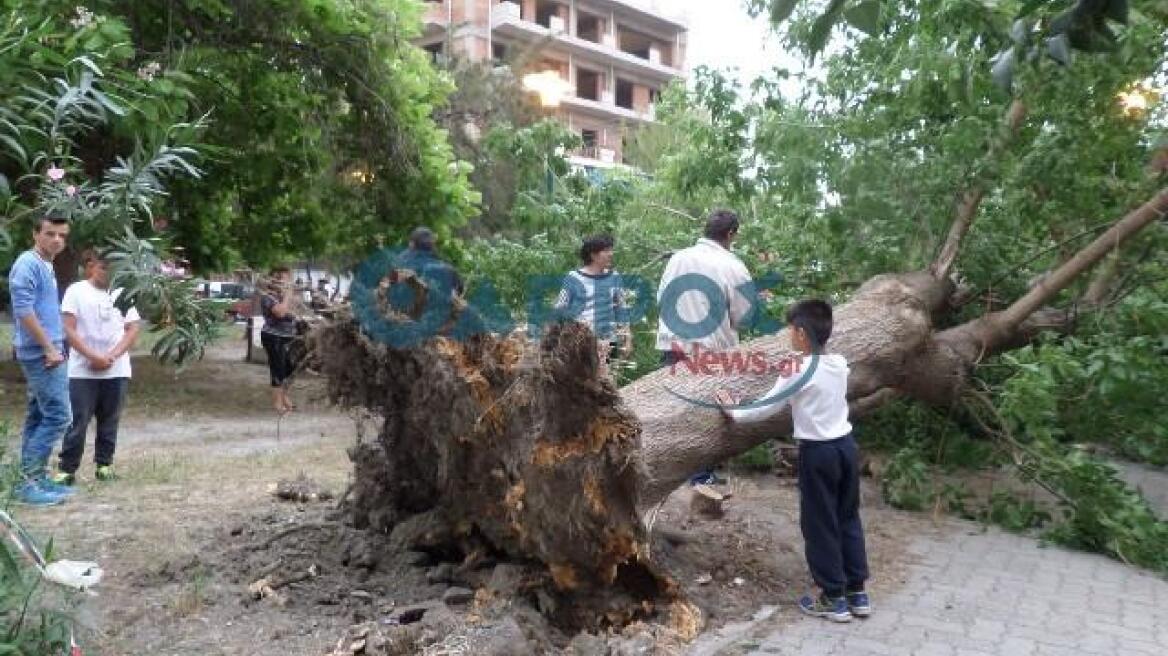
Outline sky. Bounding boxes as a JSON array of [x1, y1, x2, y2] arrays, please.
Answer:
[[636, 0, 805, 95], [671, 0, 781, 81]]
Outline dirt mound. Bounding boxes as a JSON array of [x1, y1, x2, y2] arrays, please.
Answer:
[[215, 502, 704, 654]]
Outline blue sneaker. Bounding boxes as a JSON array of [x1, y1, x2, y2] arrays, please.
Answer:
[[798, 594, 852, 623], [689, 471, 728, 486], [40, 477, 76, 497], [847, 591, 872, 617], [15, 481, 68, 507]]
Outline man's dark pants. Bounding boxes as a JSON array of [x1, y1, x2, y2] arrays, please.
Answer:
[[58, 377, 129, 474], [798, 433, 869, 598]]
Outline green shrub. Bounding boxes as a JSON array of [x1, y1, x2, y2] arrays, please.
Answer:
[[1, 422, 74, 654]]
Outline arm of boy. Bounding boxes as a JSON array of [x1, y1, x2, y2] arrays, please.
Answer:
[[721, 367, 803, 424]]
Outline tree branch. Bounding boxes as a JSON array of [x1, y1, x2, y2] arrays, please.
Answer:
[[930, 99, 1028, 281], [849, 388, 900, 418], [954, 220, 1114, 308], [996, 188, 1168, 331]]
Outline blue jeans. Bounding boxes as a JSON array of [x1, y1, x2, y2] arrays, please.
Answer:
[[18, 357, 72, 478], [59, 377, 129, 474]]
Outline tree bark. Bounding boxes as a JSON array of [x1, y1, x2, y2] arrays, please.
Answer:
[[629, 271, 954, 505]]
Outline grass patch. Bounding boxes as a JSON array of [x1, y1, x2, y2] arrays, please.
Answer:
[[171, 569, 212, 617], [123, 454, 196, 486], [728, 442, 775, 472]]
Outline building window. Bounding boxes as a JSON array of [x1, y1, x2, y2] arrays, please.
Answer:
[[618, 30, 652, 60], [423, 42, 444, 62], [492, 42, 507, 62], [576, 68, 601, 101], [615, 79, 634, 110], [577, 14, 601, 43], [535, 0, 560, 29], [581, 129, 598, 147]]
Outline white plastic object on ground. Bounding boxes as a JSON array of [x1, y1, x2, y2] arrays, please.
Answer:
[[1, 508, 102, 591], [44, 560, 104, 590]]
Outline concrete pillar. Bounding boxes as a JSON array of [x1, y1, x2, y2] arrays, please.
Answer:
[[633, 84, 651, 113]]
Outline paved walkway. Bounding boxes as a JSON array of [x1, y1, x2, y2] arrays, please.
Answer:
[[736, 522, 1168, 655], [685, 459, 1168, 655], [1115, 460, 1168, 518]]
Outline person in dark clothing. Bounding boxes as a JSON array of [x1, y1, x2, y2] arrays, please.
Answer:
[[394, 227, 464, 297], [259, 266, 301, 414]]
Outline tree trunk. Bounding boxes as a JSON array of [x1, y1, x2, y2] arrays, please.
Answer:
[[629, 271, 955, 505]]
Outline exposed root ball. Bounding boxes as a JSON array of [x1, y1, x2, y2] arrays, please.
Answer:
[[309, 316, 684, 632]]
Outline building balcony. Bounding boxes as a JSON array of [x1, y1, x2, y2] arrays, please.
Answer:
[[421, 2, 447, 36], [560, 94, 655, 124], [590, 0, 687, 31], [491, 2, 682, 84], [572, 145, 618, 164]]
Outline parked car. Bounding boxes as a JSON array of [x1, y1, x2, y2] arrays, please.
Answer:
[[225, 294, 256, 322]]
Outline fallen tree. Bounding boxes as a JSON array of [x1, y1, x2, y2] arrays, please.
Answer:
[[308, 183, 1166, 633], [304, 2, 1168, 638]]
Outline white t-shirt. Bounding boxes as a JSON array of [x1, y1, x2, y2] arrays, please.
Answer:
[[655, 238, 755, 352], [728, 353, 853, 441], [61, 281, 141, 379]]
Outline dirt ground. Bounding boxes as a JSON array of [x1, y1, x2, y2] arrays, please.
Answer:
[[2, 329, 931, 655]]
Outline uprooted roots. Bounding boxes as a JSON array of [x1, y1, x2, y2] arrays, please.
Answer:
[[307, 315, 699, 635]]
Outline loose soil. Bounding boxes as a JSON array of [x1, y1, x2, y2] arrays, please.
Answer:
[[4, 330, 930, 655]]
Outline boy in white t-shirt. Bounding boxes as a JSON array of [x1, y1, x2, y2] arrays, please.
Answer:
[[53, 252, 140, 484], [715, 300, 871, 623]]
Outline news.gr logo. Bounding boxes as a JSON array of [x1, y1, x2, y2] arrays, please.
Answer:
[[350, 246, 813, 409]]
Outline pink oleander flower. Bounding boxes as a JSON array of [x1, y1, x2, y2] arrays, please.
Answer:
[[65, 185, 77, 197], [47, 166, 66, 181]]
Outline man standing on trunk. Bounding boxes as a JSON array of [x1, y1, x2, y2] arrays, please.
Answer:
[[9, 214, 77, 506], [53, 250, 140, 485]]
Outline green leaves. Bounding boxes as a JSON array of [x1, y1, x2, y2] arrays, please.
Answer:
[[991, 46, 1018, 91], [0, 423, 75, 654], [987, 0, 1139, 92], [808, 0, 849, 60], [1046, 33, 1072, 66], [769, 0, 799, 23], [843, 0, 882, 36]]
